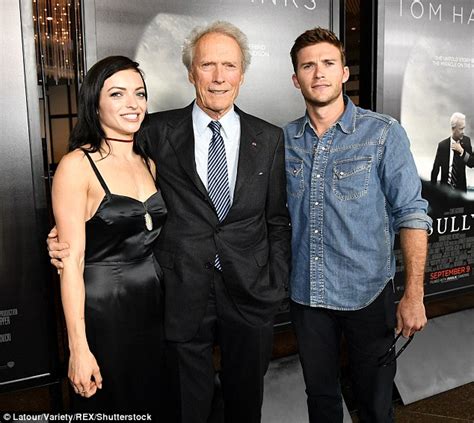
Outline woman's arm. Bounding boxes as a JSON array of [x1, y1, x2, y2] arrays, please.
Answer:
[[52, 151, 102, 398]]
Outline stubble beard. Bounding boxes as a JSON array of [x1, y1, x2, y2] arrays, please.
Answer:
[[305, 88, 342, 108]]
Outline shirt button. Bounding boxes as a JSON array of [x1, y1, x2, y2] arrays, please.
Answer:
[[315, 202, 319, 206], [314, 230, 319, 234], [316, 174, 321, 178], [314, 257, 319, 261]]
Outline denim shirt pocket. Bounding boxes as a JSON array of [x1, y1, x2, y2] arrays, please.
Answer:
[[332, 156, 372, 201], [286, 158, 304, 197]]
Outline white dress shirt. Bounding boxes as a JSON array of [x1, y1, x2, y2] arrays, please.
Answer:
[[449, 136, 456, 169], [192, 103, 241, 203]]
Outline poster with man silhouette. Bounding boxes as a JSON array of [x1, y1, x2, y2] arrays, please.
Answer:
[[377, 0, 474, 298]]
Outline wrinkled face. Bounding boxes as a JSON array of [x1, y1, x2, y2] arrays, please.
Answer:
[[189, 32, 244, 120], [98, 69, 147, 138], [292, 42, 349, 108], [452, 120, 465, 141]]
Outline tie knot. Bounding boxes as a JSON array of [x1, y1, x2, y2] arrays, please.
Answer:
[[209, 120, 222, 134]]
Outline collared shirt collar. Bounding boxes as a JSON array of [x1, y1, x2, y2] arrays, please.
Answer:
[[192, 102, 238, 138], [337, 95, 357, 135], [294, 114, 313, 139], [293, 95, 357, 139]]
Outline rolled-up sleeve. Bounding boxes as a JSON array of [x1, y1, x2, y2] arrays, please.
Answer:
[[379, 120, 433, 233]]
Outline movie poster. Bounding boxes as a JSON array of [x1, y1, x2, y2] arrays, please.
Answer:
[[377, 0, 474, 297]]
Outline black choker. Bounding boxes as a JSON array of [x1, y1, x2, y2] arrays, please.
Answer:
[[104, 137, 134, 143]]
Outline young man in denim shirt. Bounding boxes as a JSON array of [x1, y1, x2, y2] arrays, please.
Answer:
[[284, 28, 432, 422]]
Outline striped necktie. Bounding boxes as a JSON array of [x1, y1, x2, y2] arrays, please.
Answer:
[[207, 120, 231, 270], [448, 163, 457, 189]]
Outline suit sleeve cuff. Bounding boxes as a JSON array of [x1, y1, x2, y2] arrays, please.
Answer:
[[462, 150, 471, 163]]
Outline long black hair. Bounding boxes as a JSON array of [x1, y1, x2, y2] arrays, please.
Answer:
[[69, 56, 150, 161]]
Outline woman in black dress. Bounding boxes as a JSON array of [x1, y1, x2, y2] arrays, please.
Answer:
[[52, 56, 166, 412]]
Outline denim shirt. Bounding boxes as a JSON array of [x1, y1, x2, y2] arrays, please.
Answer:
[[284, 96, 432, 310]]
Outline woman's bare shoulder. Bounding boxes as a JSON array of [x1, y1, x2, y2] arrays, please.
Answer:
[[57, 145, 104, 168], [54, 149, 92, 184]]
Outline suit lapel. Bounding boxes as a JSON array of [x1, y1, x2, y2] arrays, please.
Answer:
[[232, 107, 261, 203], [166, 104, 209, 199]]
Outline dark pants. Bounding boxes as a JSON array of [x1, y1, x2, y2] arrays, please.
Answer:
[[290, 283, 397, 423], [165, 269, 274, 423]]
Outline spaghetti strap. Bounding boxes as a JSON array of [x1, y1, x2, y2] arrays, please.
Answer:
[[82, 149, 112, 197], [144, 158, 156, 183]]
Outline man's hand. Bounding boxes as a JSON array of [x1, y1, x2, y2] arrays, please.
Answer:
[[398, 228, 428, 338], [451, 140, 464, 156], [396, 294, 427, 338], [47, 226, 70, 270]]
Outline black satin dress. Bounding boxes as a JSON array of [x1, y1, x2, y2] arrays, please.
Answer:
[[74, 151, 167, 413]]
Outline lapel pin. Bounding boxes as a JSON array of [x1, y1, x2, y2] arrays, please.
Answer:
[[251, 141, 257, 147]]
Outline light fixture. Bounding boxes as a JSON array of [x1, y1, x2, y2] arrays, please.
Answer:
[[32, 0, 83, 83]]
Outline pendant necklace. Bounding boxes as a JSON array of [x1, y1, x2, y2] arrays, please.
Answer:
[[143, 202, 153, 231]]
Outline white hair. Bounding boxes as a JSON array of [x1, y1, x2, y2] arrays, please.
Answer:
[[450, 112, 466, 128], [182, 21, 251, 73]]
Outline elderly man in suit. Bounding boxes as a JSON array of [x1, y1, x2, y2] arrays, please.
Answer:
[[143, 21, 291, 423], [48, 21, 290, 423], [431, 112, 473, 192]]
